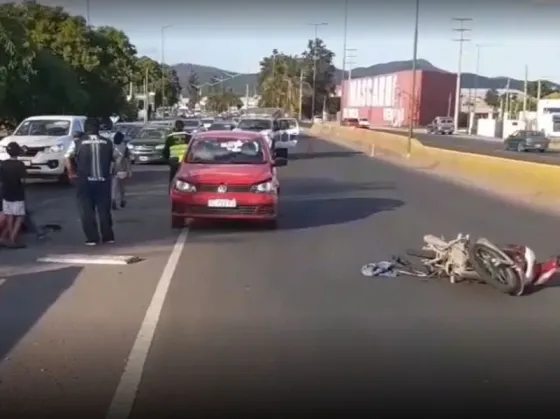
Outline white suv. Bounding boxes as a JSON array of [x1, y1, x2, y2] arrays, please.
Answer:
[[0, 115, 86, 183]]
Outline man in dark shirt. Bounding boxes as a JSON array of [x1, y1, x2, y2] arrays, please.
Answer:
[[0, 142, 27, 247], [65, 117, 122, 246]]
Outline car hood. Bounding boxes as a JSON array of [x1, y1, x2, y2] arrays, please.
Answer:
[[179, 164, 271, 185], [0, 135, 67, 147]]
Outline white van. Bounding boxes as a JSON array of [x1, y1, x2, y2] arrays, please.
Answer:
[[275, 118, 300, 150], [0, 115, 86, 183]]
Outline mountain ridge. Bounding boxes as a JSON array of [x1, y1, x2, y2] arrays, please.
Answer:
[[172, 59, 559, 95]]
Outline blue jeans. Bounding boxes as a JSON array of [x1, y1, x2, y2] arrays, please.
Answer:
[[76, 178, 114, 243]]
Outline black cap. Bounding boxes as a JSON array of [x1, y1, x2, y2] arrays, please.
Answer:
[[84, 117, 100, 134]]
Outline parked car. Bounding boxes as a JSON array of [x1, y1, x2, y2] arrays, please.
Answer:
[[426, 116, 454, 135], [504, 130, 550, 152], [341, 118, 360, 128]]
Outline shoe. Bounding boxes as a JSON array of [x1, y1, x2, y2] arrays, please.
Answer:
[[120, 200, 126, 208], [111, 201, 118, 210], [103, 240, 115, 244], [85, 241, 97, 246]]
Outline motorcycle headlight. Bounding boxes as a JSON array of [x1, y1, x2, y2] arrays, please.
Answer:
[[155, 144, 165, 150], [251, 180, 276, 194], [44, 143, 65, 153], [175, 180, 196, 192]]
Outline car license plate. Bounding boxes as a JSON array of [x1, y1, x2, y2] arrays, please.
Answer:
[[139, 156, 149, 161], [208, 199, 236, 208]]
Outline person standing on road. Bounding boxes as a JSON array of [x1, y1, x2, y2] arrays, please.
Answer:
[[65, 117, 122, 246], [162, 120, 191, 185], [0, 142, 27, 247], [111, 130, 131, 210]]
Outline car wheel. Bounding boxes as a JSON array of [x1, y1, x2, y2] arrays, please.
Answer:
[[538, 149, 545, 153], [57, 170, 70, 185], [171, 215, 184, 229], [517, 142, 526, 152], [263, 219, 277, 230]]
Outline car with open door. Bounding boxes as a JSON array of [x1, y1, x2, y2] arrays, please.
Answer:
[[170, 130, 286, 229], [275, 118, 299, 154]]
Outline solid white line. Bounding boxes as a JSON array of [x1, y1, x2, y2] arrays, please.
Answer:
[[105, 229, 189, 419]]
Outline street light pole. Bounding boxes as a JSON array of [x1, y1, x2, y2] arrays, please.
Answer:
[[406, 0, 420, 156], [340, 0, 349, 121], [161, 24, 173, 110], [452, 17, 472, 134], [308, 22, 328, 119], [86, 0, 90, 25]]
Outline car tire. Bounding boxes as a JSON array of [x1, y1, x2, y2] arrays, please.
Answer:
[[57, 170, 70, 185], [538, 149, 545, 153], [171, 215, 184, 229], [264, 219, 277, 230]]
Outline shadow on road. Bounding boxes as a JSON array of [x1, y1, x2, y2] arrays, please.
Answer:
[[280, 178, 396, 196], [189, 197, 404, 236], [0, 266, 80, 360], [290, 151, 362, 161]]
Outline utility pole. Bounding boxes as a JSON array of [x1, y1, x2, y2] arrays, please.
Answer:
[[470, 44, 481, 135], [537, 79, 542, 100], [308, 22, 328, 119], [86, 0, 90, 25], [452, 17, 472, 134], [523, 65, 529, 125], [161, 25, 173, 110], [143, 67, 149, 123], [407, 0, 420, 155], [340, 0, 349, 122], [245, 84, 250, 110], [344, 48, 357, 118], [298, 69, 304, 120]]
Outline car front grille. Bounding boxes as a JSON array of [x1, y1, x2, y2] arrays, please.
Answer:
[[196, 184, 253, 193], [185, 205, 275, 215], [21, 147, 44, 157]]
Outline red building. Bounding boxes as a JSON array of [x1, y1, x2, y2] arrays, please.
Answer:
[[340, 70, 456, 127]]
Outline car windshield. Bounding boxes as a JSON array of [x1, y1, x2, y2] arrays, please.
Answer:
[[13, 119, 71, 136], [208, 124, 233, 131], [180, 119, 199, 128], [525, 131, 545, 137], [187, 138, 266, 165], [236, 119, 271, 131], [137, 128, 168, 140]]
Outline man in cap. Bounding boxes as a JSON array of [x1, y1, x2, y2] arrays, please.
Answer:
[[162, 119, 192, 185], [65, 117, 122, 245]]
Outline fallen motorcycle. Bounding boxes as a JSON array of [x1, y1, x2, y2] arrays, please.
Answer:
[[394, 233, 524, 296]]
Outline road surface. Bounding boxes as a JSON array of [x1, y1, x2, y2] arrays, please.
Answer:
[[373, 128, 560, 165], [1, 135, 560, 418]]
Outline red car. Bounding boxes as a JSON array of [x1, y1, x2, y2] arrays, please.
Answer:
[[170, 130, 286, 229]]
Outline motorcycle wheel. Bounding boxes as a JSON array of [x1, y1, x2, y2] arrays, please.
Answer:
[[468, 240, 523, 295]]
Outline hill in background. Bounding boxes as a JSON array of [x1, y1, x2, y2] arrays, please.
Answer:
[[172, 59, 559, 96]]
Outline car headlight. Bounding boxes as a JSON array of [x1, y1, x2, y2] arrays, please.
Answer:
[[251, 180, 276, 194], [175, 180, 196, 192], [0, 146, 6, 153], [126, 143, 134, 150], [155, 144, 165, 150], [44, 143, 65, 153]]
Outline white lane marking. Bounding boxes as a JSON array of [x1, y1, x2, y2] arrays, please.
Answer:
[[105, 229, 189, 419]]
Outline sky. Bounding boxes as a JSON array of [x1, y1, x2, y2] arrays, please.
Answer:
[[13, 0, 560, 81]]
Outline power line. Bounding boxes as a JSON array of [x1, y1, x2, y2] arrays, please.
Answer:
[[452, 17, 472, 133]]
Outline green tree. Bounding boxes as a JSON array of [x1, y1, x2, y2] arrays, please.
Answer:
[[527, 80, 558, 98], [300, 38, 336, 118], [484, 88, 500, 109], [206, 92, 242, 113]]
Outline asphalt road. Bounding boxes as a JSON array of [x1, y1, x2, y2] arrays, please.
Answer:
[[373, 128, 560, 166], [2, 136, 560, 417]]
